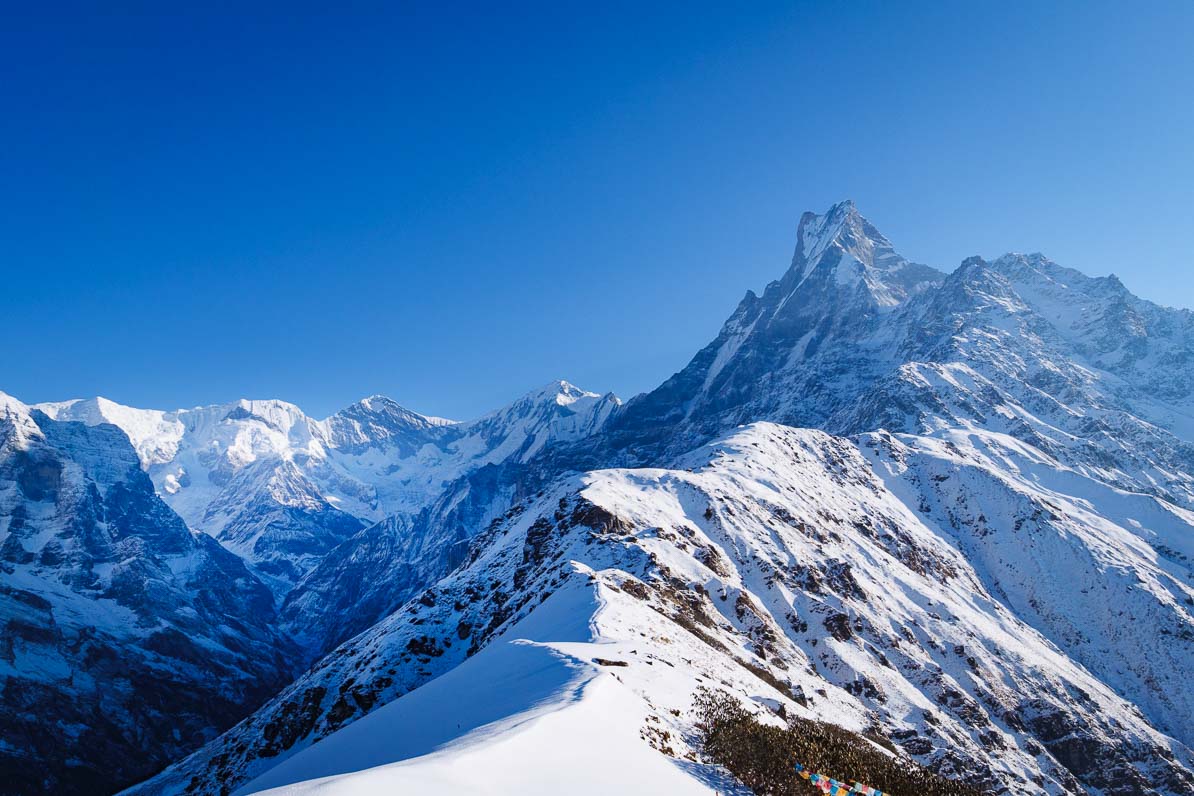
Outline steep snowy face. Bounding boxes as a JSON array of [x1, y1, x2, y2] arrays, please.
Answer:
[[990, 253, 1194, 405], [35, 381, 619, 596], [36, 397, 374, 593], [35, 396, 186, 466], [603, 204, 1194, 517], [790, 200, 943, 308], [128, 424, 1194, 796], [462, 380, 622, 464], [0, 396, 294, 795], [859, 427, 1194, 749]]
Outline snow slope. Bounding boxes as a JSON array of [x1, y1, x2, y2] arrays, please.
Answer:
[[861, 427, 1194, 746], [239, 583, 727, 796]]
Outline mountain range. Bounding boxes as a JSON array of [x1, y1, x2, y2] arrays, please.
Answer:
[[2, 201, 1192, 795]]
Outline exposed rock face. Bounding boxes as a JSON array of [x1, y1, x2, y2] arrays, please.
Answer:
[[0, 395, 295, 794]]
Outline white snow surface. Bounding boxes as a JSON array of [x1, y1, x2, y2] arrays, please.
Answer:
[[239, 583, 725, 796]]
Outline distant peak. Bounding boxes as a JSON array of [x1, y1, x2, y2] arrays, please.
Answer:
[[0, 390, 28, 413], [0, 391, 43, 447], [796, 199, 860, 242], [952, 256, 998, 284], [331, 394, 456, 428], [357, 394, 399, 409], [529, 379, 596, 403], [986, 253, 1077, 285], [493, 380, 614, 415], [550, 378, 581, 393], [798, 198, 857, 224]]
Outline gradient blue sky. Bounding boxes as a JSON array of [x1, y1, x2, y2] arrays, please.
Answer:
[[3, 2, 1192, 419]]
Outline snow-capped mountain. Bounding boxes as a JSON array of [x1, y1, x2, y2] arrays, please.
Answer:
[[600, 199, 946, 454], [35, 396, 371, 593], [607, 204, 1194, 498], [9, 200, 1194, 796], [0, 393, 295, 794], [36, 381, 620, 596], [129, 422, 1194, 796], [10, 200, 1194, 796]]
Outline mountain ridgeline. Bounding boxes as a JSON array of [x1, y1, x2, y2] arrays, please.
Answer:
[[3, 201, 1193, 795]]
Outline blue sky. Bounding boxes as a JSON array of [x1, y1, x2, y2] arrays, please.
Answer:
[[3, 2, 1191, 419]]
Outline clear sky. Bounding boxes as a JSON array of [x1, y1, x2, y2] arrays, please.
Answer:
[[3, 2, 1192, 419]]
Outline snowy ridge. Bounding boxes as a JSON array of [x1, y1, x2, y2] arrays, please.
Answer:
[[131, 201, 1194, 796], [240, 584, 726, 796]]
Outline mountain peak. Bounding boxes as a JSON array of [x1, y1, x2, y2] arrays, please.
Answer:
[[782, 201, 943, 312], [794, 199, 868, 267], [323, 396, 455, 453], [0, 390, 27, 413], [790, 200, 933, 283], [520, 379, 592, 403], [349, 394, 406, 415], [0, 390, 42, 449], [335, 394, 453, 425]]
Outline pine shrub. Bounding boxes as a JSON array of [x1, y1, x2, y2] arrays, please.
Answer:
[[694, 688, 985, 796]]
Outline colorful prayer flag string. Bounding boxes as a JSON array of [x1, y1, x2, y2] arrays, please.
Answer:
[[793, 763, 885, 796]]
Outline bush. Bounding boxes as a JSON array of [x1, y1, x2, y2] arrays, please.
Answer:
[[693, 688, 985, 796]]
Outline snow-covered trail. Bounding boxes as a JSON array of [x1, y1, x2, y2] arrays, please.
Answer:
[[240, 584, 722, 796], [247, 672, 714, 796]]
